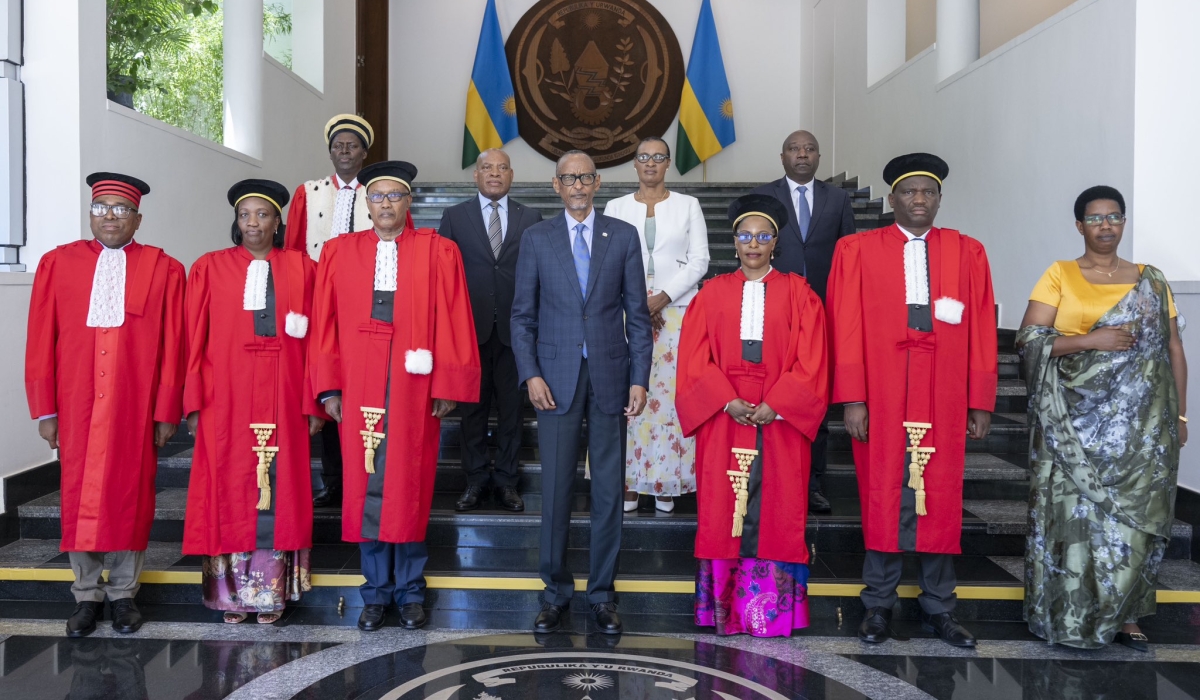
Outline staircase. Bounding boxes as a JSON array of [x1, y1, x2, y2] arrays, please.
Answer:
[[2, 177, 1198, 626]]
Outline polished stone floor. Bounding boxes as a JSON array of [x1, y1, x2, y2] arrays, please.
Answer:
[[4, 611, 1200, 699]]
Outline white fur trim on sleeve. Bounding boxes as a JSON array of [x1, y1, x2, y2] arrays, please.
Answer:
[[405, 348, 433, 375], [934, 297, 965, 325], [285, 311, 309, 339]]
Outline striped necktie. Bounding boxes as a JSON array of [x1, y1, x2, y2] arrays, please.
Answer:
[[488, 202, 503, 257]]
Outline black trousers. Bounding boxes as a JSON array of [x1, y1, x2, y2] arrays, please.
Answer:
[[459, 327, 522, 489], [538, 360, 625, 606], [860, 550, 958, 614], [809, 416, 829, 491], [320, 420, 342, 485]]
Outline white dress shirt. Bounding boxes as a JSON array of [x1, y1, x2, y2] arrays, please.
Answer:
[[566, 208, 596, 252], [786, 176, 815, 218], [479, 193, 509, 241]]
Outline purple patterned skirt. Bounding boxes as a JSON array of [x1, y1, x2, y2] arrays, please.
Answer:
[[201, 549, 311, 612], [695, 558, 810, 637]]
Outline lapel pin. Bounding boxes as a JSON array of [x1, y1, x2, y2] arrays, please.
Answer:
[[602, 231, 608, 237]]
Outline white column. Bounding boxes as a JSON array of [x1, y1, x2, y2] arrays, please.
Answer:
[[936, 0, 979, 81], [223, 0, 264, 158], [867, 0, 906, 85]]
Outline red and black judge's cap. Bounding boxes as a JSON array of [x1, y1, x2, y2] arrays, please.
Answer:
[[728, 193, 789, 234], [227, 178, 291, 214], [86, 171, 150, 208], [883, 153, 949, 190], [359, 160, 418, 191]]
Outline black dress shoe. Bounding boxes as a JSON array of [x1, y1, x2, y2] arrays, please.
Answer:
[[66, 601, 102, 638], [808, 489, 832, 514], [400, 603, 427, 629], [591, 602, 623, 635], [497, 486, 525, 512], [455, 485, 486, 512], [858, 607, 892, 643], [358, 604, 387, 631], [1115, 631, 1149, 652], [313, 483, 341, 508], [110, 598, 143, 634], [921, 611, 976, 648], [534, 603, 565, 632]]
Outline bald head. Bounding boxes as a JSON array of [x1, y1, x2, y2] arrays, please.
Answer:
[[781, 130, 821, 183]]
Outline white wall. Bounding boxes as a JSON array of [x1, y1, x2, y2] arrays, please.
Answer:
[[389, 0, 803, 184], [808, 0, 1135, 329], [1, 0, 357, 509]]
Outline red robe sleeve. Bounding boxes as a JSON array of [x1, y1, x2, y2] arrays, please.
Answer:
[[297, 253, 323, 417], [965, 238, 999, 411], [183, 255, 211, 416], [762, 277, 830, 442], [827, 236, 867, 404], [311, 237, 342, 396], [676, 285, 738, 438], [284, 184, 307, 254], [431, 238, 481, 403], [154, 258, 187, 424], [25, 250, 58, 418]]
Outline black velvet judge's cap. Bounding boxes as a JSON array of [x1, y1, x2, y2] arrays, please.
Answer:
[[359, 160, 418, 191], [227, 179, 290, 213], [324, 113, 374, 150], [86, 171, 151, 195], [728, 193, 789, 233], [883, 153, 949, 190], [86, 172, 151, 208]]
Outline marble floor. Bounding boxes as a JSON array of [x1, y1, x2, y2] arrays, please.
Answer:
[[4, 611, 1200, 699]]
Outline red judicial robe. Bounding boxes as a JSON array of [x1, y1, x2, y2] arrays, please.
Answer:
[[826, 225, 997, 554], [25, 240, 186, 552], [677, 269, 829, 564], [181, 247, 320, 555], [312, 227, 480, 543]]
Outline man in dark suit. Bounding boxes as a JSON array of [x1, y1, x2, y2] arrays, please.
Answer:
[[439, 149, 543, 513], [753, 129, 857, 515], [511, 150, 653, 635]]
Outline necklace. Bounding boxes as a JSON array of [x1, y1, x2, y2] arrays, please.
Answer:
[[1087, 258, 1120, 277], [635, 189, 668, 204]]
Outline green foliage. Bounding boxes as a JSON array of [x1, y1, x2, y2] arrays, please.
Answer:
[[106, 0, 293, 144]]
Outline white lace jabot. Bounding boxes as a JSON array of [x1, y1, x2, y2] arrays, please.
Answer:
[[739, 269, 769, 342], [243, 259, 270, 310], [86, 246, 126, 328], [374, 239, 398, 291]]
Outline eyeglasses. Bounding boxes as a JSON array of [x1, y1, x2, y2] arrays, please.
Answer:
[[238, 210, 277, 221], [90, 203, 136, 219], [736, 232, 777, 244], [366, 192, 411, 203], [556, 173, 598, 186], [331, 143, 361, 153], [635, 153, 670, 163], [1083, 213, 1126, 226]]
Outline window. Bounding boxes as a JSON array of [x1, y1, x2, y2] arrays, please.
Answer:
[[263, 1, 294, 70], [105, 0, 224, 141]]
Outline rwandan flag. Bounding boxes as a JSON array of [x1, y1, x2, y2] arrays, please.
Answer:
[[462, 0, 518, 169], [676, 0, 735, 175]]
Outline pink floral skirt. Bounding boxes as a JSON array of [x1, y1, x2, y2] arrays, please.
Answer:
[[202, 549, 311, 612], [695, 558, 809, 637]]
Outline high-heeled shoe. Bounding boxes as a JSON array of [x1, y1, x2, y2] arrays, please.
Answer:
[[655, 497, 675, 513]]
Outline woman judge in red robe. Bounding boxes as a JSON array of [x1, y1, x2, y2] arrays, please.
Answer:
[[677, 194, 829, 637], [182, 180, 322, 624]]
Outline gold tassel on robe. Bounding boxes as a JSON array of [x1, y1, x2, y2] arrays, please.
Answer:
[[250, 424, 278, 511], [728, 448, 757, 537], [360, 407, 386, 474], [903, 421, 934, 516]]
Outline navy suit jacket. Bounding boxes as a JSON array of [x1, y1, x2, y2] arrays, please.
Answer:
[[437, 196, 543, 345], [511, 210, 653, 416], [751, 177, 856, 300]]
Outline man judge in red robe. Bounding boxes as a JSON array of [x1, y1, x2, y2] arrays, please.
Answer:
[[312, 160, 481, 632], [25, 172, 187, 638], [678, 194, 829, 637], [826, 153, 997, 648]]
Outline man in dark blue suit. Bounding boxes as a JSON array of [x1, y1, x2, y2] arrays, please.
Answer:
[[512, 150, 653, 635], [753, 129, 857, 515]]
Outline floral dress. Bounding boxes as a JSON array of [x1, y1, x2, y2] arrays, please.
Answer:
[[202, 549, 311, 613]]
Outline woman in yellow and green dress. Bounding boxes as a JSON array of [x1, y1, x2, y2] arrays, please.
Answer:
[[1018, 185, 1187, 651]]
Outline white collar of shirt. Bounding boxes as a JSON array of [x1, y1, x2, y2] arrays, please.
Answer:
[[566, 208, 596, 249], [334, 174, 359, 190], [898, 225, 931, 241], [785, 176, 815, 213]]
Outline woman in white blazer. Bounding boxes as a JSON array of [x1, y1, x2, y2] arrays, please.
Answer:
[[604, 136, 710, 512]]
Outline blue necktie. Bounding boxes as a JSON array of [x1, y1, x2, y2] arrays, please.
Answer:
[[573, 223, 590, 358], [796, 185, 811, 241]]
